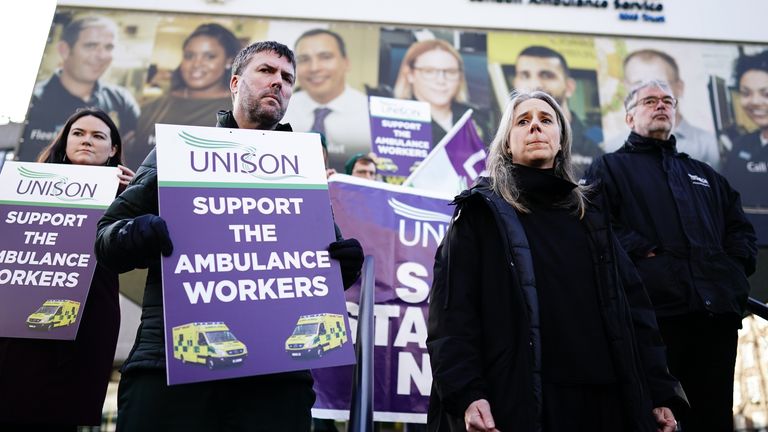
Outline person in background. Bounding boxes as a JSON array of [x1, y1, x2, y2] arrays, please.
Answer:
[[427, 90, 687, 432], [95, 40, 363, 432], [19, 16, 140, 162], [126, 23, 242, 168], [723, 49, 768, 211], [512, 45, 603, 177], [344, 152, 377, 180], [0, 108, 134, 431], [393, 39, 489, 147], [619, 49, 721, 169], [585, 80, 757, 431], [283, 29, 372, 170]]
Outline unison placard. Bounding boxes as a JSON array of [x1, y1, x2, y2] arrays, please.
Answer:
[[155, 124, 354, 385], [0, 161, 119, 340]]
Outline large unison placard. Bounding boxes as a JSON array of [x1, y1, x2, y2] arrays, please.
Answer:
[[155, 124, 354, 385], [0, 162, 119, 340]]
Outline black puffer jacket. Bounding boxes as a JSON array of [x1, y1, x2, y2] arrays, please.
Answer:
[[427, 178, 688, 431], [95, 148, 165, 372]]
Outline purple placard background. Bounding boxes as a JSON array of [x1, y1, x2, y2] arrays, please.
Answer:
[[0, 204, 103, 339], [312, 179, 452, 420], [159, 186, 355, 385], [370, 117, 432, 180]]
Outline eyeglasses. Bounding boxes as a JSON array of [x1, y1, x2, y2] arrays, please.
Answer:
[[412, 67, 462, 81], [628, 95, 678, 110]]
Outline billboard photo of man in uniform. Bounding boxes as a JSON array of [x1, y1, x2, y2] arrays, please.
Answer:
[[17, 15, 139, 161]]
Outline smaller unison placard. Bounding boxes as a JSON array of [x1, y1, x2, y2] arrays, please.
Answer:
[[369, 96, 432, 183], [0, 161, 119, 340]]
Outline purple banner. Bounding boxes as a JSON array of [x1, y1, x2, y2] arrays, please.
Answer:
[[159, 185, 355, 385], [312, 177, 452, 423], [0, 205, 104, 340]]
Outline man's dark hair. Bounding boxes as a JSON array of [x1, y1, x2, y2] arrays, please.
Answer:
[[623, 49, 680, 82], [60, 16, 117, 47], [517, 45, 570, 77], [734, 50, 768, 84], [295, 29, 347, 58], [232, 41, 296, 76]]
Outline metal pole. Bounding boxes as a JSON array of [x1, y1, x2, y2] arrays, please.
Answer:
[[348, 255, 375, 432], [747, 297, 768, 321]]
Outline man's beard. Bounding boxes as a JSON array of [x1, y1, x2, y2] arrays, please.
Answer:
[[246, 102, 284, 129], [239, 85, 287, 129]]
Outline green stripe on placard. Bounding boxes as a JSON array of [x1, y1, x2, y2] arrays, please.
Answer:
[[158, 181, 327, 190], [0, 200, 107, 209]]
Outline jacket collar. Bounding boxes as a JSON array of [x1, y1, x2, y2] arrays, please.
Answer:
[[454, 168, 577, 208], [623, 131, 678, 154], [216, 110, 293, 132]]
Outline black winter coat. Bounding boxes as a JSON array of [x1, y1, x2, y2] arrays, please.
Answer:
[[584, 132, 757, 318], [426, 178, 687, 432]]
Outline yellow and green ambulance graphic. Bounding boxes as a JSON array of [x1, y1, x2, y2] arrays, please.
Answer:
[[172, 322, 248, 370], [26, 299, 80, 330], [285, 313, 348, 359]]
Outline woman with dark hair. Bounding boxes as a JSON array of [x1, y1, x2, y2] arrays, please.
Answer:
[[426, 91, 687, 431], [126, 22, 242, 168], [723, 49, 768, 211], [37, 107, 134, 190], [0, 108, 133, 430]]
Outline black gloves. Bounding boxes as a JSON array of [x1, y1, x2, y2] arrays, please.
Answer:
[[328, 238, 364, 290], [117, 214, 173, 268]]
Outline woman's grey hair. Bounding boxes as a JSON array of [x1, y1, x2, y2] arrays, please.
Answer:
[[486, 90, 589, 217], [624, 79, 674, 111]]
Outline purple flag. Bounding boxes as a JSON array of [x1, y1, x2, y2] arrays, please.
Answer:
[[404, 109, 487, 195]]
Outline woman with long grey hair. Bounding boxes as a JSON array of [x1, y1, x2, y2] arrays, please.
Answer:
[[426, 90, 687, 432]]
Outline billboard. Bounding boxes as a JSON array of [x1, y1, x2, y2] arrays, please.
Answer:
[[18, 7, 765, 243]]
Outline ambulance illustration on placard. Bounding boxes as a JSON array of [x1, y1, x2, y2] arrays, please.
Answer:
[[172, 322, 248, 370], [285, 313, 348, 359], [26, 299, 80, 330], [375, 157, 399, 174]]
